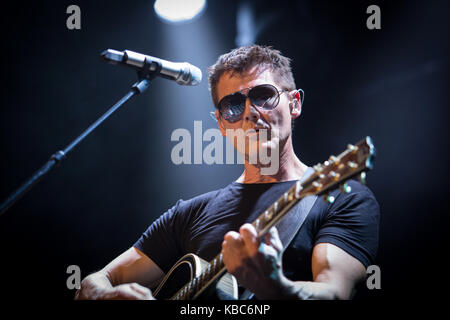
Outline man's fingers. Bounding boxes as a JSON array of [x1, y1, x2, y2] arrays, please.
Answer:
[[222, 231, 244, 261], [110, 286, 140, 300], [107, 283, 154, 300], [129, 283, 154, 300], [239, 223, 260, 254], [263, 227, 283, 253], [223, 231, 243, 248]]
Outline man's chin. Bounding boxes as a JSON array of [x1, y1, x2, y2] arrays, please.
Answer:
[[240, 140, 279, 165]]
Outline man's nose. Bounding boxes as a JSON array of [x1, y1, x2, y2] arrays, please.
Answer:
[[243, 99, 261, 123]]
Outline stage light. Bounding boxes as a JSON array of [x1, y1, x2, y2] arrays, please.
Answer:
[[154, 0, 207, 24]]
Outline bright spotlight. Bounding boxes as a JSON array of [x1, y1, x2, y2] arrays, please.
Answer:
[[154, 0, 207, 24]]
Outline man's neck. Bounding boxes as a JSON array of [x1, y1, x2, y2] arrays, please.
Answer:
[[236, 140, 308, 184]]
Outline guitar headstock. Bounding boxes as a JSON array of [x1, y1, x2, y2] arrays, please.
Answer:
[[301, 136, 376, 202]]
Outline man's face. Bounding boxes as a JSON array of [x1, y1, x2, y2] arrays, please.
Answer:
[[215, 67, 300, 168]]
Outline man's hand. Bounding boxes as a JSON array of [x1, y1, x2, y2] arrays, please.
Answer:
[[222, 223, 368, 300], [221, 223, 286, 299], [74, 272, 155, 300], [99, 283, 154, 300]]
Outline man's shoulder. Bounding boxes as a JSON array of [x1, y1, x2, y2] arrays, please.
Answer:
[[175, 183, 233, 212], [325, 179, 380, 216]]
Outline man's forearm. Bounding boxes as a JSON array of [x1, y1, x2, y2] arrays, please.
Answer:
[[279, 278, 340, 300], [255, 274, 341, 300], [75, 272, 114, 300]]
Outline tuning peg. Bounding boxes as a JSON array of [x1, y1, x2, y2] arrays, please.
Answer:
[[340, 183, 352, 193], [359, 172, 367, 184], [347, 161, 358, 169], [313, 164, 323, 172], [323, 194, 335, 203], [347, 144, 358, 153], [328, 170, 340, 181], [329, 155, 339, 164], [313, 181, 323, 191]]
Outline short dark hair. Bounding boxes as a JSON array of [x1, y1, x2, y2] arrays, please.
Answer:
[[208, 45, 296, 108]]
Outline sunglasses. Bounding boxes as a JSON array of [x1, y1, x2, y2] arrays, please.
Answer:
[[215, 84, 303, 123]]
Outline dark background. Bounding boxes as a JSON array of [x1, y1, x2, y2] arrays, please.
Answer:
[[0, 0, 448, 303]]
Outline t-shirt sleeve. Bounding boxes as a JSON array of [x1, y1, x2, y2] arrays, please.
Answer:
[[133, 199, 188, 273], [314, 180, 380, 268]]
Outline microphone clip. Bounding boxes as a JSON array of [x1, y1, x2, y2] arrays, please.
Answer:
[[137, 58, 162, 81], [132, 59, 162, 94]]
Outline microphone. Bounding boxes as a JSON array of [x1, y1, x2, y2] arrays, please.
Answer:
[[101, 49, 202, 86]]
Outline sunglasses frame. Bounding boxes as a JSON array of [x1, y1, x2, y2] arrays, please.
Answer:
[[209, 86, 305, 123], [217, 84, 287, 123]]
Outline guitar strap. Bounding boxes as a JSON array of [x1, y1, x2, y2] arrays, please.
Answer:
[[240, 167, 318, 300], [275, 167, 318, 251]]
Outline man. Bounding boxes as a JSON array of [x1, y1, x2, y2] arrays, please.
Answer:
[[75, 45, 379, 300]]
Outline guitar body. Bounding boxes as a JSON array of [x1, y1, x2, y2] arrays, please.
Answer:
[[153, 253, 239, 300]]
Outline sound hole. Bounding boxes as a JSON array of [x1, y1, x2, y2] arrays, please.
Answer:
[[155, 260, 195, 300]]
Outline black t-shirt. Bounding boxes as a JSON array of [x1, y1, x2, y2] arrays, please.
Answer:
[[134, 179, 380, 282]]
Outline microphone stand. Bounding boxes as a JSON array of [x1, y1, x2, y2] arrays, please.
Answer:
[[0, 60, 160, 217]]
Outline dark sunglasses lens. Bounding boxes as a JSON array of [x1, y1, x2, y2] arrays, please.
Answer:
[[220, 94, 246, 122], [249, 85, 279, 110]]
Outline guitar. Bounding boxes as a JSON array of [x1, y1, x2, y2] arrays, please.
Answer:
[[152, 136, 376, 300]]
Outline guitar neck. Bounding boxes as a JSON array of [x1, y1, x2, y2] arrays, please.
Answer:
[[251, 180, 305, 237]]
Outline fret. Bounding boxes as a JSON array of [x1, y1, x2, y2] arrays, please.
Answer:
[[204, 264, 211, 280], [197, 274, 204, 291], [255, 218, 260, 229], [212, 256, 217, 272], [295, 181, 301, 198], [180, 288, 186, 300], [187, 282, 194, 295], [288, 191, 294, 201], [192, 276, 199, 293], [263, 210, 268, 221]]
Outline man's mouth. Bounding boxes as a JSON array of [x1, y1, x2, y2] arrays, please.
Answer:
[[245, 126, 271, 138]]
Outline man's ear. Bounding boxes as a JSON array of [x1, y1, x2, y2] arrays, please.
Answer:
[[216, 110, 226, 136], [289, 90, 302, 119]]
